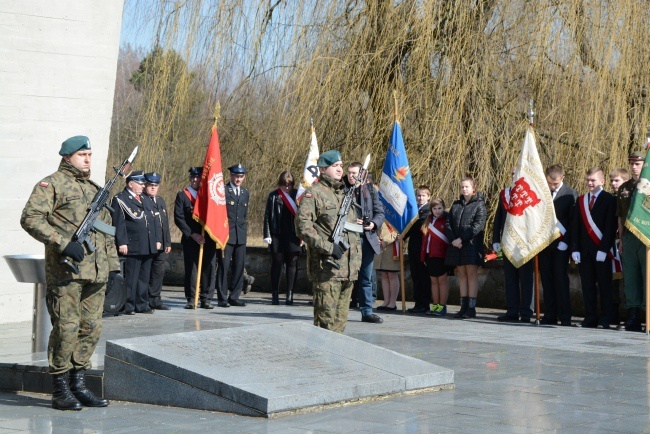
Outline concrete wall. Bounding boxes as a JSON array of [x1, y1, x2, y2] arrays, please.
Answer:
[[0, 1, 124, 323]]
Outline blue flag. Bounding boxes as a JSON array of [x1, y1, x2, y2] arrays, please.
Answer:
[[378, 122, 419, 233]]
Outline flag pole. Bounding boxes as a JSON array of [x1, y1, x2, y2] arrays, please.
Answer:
[[393, 90, 407, 313], [645, 246, 650, 337], [193, 102, 221, 309], [646, 245, 649, 335], [527, 98, 542, 325]]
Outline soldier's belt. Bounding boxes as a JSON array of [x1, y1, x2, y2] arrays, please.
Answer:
[[344, 222, 364, 233]]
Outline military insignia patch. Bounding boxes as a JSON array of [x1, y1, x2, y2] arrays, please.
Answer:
[[39, 181, 49, 187]]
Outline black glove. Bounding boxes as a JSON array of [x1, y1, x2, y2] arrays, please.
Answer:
[[63, 242, 85, 262], [331, 244, 343, 260]]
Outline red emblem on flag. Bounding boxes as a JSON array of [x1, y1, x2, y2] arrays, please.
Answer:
[[506, 177, 541, 216]]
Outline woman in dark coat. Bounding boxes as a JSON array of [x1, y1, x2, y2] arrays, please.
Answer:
[[445, 175, 487, 319], [263, 170, 301, 305]]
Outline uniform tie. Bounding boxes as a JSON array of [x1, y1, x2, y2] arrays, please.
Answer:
[[136, 195, 141, 202], [589, 194, 595, 210]]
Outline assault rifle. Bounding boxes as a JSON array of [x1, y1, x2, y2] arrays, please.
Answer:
[[326, 154, 371, 270], [61, 147, 139, 274]]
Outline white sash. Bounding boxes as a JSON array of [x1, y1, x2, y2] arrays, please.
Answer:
[[427, 217, 449, 254], [581, 194, 603, 240], [277, 188, 298, 216]]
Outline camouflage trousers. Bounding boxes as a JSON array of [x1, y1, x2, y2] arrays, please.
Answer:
[[313, 279, 354, 333], [46, 280, 105, 374]]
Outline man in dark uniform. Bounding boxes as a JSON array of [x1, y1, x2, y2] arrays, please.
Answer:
[[216, 164, 249, 307], [111, 171, 158, 315], [571, 167, 617, 328], [617, 151, 647, 331], [345, 163, 384, 323], [493, 169, 534, 322], [21, 135, 118, 410], [539, 165, 578, 326], [404, 186, 432, 313], [143, 172, 171, 310], [174, 167, 217, 309]]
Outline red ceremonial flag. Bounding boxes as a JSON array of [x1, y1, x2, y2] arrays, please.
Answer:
[[193, 124, 229, 249]]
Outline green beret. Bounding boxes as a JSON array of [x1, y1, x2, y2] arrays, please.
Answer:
[[59, 136, 91, 156], [317, 150, 342, 168], [629, 150, 647, 162]]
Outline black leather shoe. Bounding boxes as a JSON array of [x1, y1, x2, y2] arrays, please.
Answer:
[[51, 372, 82, 411], [229, 299, 247, 307], [69, 370, 109, 407], [285, 299, 294, 306], [540, 317, 558, 325], [497, 315, 519, 323], [575, 321, 597, 328], [218, 301, 230, 307], [152, 304, 171, 311], [520, 317, 532, 323], [560, 320, 572, 327], [407, 306, 428, 314], [184, 302, 194, 309], [362, 314, 384, 324], [124, 311, 135, 316], [200, 301, 214, 309], [137, 309, 155, 314], [598, 323, 611, 330]]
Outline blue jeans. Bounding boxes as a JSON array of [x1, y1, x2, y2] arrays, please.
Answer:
[[358, 237, 376, 317]]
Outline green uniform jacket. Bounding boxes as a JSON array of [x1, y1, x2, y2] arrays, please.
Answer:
[[20, 160, 120, 286], [296, 174, 362, 281]]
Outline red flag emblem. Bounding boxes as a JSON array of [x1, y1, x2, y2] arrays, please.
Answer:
[[506, 177, 541, 216]]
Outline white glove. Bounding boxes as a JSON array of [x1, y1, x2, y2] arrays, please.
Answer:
[[492, 243, 501, 252], [557, 241, 568, 251], [263, 238, 272, 244], [571, 252, 581, 263], [596, 251, 607, 262]]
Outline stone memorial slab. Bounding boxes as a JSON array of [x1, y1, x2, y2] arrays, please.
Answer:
[[104, 322, 453, 417]]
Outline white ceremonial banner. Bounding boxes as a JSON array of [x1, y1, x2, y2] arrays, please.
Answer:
[[502, 126, 560, 267]]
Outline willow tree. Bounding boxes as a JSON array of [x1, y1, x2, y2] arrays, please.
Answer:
[[115, 0, 650, 240]]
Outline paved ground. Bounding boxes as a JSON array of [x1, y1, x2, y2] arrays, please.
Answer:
[[1, 288, 650, 433]]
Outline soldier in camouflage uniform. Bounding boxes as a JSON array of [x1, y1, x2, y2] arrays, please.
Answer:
[[296, 150, 362, 333], [616, 150, 647, 332], [20, 136, 120, 411]]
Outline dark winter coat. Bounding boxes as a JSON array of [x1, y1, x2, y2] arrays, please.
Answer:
[[445, 192, 487, 266]]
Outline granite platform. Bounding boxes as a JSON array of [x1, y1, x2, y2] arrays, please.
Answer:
[[104, 322, 454, 417]]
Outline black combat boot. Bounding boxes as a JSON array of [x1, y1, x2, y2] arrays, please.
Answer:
[[52, 372, 82, 411], [69, 369, 109, 407], [285, 290, 293, 305], [465, 297, 477, 318], [271, 289, 280, 305], [454, 296, 469, 319], [618, 308, 642, 332]]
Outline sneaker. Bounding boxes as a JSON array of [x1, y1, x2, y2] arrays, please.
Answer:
[[427, 304, 441, 315], [437, 305, 447, 317]]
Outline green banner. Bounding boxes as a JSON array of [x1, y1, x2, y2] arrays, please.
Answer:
[[625, 157, 650, 246]]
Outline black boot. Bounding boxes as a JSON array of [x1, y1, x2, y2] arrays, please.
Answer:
[[271, 289, 280, 305], [465, 297, 477, 318], [69, 369, 109, 407], [618, 308, 642, 332], [285, 290, 293, 305], [454, 297, 469, 319], [51, 372, 82, 411]]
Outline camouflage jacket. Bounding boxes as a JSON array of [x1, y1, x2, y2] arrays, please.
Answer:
[[20, 160, 120, 286], [295, 174, 361, 281], [616, 178, 637, 219]]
